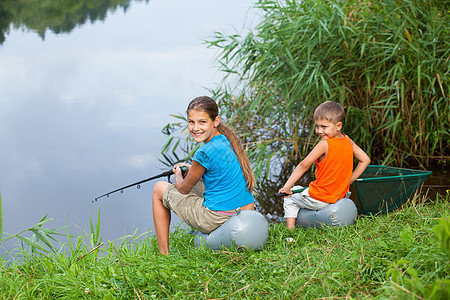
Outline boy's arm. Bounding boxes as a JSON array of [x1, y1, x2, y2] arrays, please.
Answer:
[[279, 140, 328, 195], [349, 140, 370, 184]]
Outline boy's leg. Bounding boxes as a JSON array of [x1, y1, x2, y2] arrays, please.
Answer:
[[287, 189, 328, 228], [284, 197, 301, 229], [296, 188, 329, 210], [286, 217, 296, 229], [152, 181, 171, 255]]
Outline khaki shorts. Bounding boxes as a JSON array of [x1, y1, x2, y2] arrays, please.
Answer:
[[162, 181, 235, 234], [283, 186, 329, 218]]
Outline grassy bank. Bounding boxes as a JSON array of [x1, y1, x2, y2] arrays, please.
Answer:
[[1, 195, 449, 299]]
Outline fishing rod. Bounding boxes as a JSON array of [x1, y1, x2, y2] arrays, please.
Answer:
[[93, 166, 187, 202], [275, 187, 308, 198]]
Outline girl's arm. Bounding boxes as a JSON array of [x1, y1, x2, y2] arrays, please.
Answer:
[[279, 140, 328, 195], [349, 140, 370, 184], [173, 161, 205, 194]]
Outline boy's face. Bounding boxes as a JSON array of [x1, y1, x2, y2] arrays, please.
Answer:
[[314, 118, 342, 140]]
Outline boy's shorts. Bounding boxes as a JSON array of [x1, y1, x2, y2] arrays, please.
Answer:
[[283, 186, 329, 218], [162, 181, 235, 234]]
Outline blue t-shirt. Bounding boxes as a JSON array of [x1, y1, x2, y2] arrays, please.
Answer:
[[192, 134, 255, 210]]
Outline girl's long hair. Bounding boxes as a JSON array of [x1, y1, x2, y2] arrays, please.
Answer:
[[187, 96, 256, 190]]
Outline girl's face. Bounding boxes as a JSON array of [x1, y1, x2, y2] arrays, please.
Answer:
[[188, 109, 220, 143], [315, 118, 343, 140]]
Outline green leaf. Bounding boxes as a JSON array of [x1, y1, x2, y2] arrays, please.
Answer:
[[15, 235, 50, 254], [102, 294, 117, 300], [89, 207, 102, 247], [433, 216, 450, 258], [400, 226, 415, 248], [29, 229, 57, 253]]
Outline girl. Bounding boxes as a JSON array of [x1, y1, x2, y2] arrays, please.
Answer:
[[152, 96, 256, 255]]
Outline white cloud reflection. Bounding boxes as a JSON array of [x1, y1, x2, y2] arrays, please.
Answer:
[[124, 153, 159, 169]]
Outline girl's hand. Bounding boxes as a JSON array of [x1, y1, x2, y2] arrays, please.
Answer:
[[174, 163, 191, 178], [175, 161, 205, 194]]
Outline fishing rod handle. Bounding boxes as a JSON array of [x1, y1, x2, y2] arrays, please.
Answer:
[[174, 165, 188, 174], [275, 192, 290, 197], [275, 187, 308, 198], [168, 165, 188, 176]]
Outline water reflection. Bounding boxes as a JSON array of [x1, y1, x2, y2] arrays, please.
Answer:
[[0, 0, 258, 256], [0, 0, 149, 44]]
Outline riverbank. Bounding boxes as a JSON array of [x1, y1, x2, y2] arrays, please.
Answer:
[[1, 194, 449, 299]]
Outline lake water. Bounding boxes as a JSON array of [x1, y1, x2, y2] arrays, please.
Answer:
[[0, 0, 260, 255], [1, 0, 448, 257]]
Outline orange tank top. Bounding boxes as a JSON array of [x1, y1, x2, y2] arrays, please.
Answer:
[[308, 135, 353, 203]]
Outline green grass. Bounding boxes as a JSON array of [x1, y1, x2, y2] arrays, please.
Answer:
[[1, 194, 449, 299]]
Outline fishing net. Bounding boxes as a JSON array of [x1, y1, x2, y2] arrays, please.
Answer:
[[352, 165, 432, 215]]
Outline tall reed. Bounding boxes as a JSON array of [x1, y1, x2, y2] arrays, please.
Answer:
[[206, 0, 449, 177]]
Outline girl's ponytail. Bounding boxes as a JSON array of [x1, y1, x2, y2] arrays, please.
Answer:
[[217, 122, 256, 191]]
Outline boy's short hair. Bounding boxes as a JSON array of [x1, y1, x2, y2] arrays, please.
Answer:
[[314, 101, 345, 123]]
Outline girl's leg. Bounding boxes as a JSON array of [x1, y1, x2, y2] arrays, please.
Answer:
[[241, 202, 255, 210], [152, 181, 171, 255]]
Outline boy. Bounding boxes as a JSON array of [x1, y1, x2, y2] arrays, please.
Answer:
[[279, 101, 370, 229]]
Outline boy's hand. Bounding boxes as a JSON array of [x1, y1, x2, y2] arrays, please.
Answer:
[[278, 187, 293, 197]]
